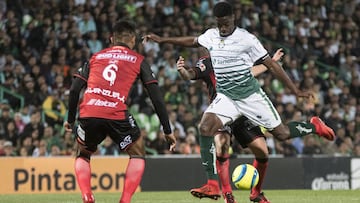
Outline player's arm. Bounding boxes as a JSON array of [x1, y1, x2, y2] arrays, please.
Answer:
[[261, 56, 313, 98], [176, 56, 196, 80], [251, 48, 284, 77], [142, 34, 199, 47], [64, 62, 89, 131], [139, 61, 176, 151]]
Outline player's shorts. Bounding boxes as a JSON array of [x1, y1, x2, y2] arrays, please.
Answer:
[[204, 90, 281, 130], [75, 114, 140, 152], [229, 116, 265, 148]]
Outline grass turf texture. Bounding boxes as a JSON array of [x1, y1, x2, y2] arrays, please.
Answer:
[[0, 190, 359, 203]]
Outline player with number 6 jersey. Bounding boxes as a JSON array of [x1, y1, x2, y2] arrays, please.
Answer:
[[77, 45, 154, 120], [64, 20, 176, 203]]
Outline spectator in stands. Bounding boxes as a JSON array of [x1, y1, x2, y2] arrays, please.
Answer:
[[32, 139, 48, 157], [2, 140, 16, 156], [86, 31, 103, 54], [353, 144, 360, 156], [99, 136, 120, 156], [302, 136, 323, 155], [0, 105, 13, 139], [49, 144, 62, 156], [77, 11, 97, 37], [3, 120, 19, 148], [41, 91, 66, 127]]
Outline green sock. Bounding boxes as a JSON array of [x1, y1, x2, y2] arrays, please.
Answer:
[[287, 121, 316, 138], [199, 135, 218, 181]]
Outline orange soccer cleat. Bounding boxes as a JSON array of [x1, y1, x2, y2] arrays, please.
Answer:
[[310, 116, 336, 141], [250, 191, 270, 203], [190, 183, 221, 200], [223, 192, 238, 203]]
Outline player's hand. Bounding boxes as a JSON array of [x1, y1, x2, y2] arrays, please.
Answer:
[[63, 121, 74, 133], [142, 33, 162, 44], [272, 48, 284, 62], [164, 133, 176, 152], [177, 56, 185, 71]]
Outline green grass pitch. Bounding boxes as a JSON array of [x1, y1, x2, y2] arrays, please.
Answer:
[[0, 190, 359, 203]]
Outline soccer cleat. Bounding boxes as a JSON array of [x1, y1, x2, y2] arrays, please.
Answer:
[[310, 116, 335, 141], [223, 192, 238, 203], [250, 192, 270, 203], [82, 193, 95, 203], [190, 184, 221, 200]]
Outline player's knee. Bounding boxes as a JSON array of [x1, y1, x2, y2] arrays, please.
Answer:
[[271, 125, 291, 141], [127, 142, 145, 157], [252, 148, 268, 159], [77, 150, 92, 161], [198, 123, 210, 135], [199, 122, 219, 136]]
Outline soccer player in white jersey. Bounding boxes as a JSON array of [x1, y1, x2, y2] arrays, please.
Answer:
[[143, 1, 335, 203], [176, 47, 283, 203]]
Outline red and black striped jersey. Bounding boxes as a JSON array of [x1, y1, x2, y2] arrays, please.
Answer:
[[74, 45, 157, 120], [192, 56, 217, 103]]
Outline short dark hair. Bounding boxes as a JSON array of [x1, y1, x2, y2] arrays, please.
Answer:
[[213, 1, 233, 17], [112, 19, 136, 36]]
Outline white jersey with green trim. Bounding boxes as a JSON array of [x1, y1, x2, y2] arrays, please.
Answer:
[[198, 27, 269, 100]]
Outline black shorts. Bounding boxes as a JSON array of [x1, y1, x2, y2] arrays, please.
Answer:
[[75, 115, 140, 152], [229, 116, 264, 148]]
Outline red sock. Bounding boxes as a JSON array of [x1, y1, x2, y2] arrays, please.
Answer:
[[120, 158, 145, 203], [252, 158, 268, 195], [216, 157, 232, 193], [75, 157, 92, 195]]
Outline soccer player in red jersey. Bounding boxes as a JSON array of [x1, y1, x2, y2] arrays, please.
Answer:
[[64, 20, 176, 203], [176, 47, 283, 203]]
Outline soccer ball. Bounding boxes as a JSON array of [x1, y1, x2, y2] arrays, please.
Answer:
[[232, 164, 259, 190]]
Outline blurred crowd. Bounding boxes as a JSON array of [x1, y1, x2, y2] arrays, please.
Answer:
[[0, 0, 359, 157]]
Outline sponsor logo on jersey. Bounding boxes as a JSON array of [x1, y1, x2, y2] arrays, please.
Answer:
[[85, 87, 126, 103], [96, 53, 137, 63], [87, 99, 118, 108]]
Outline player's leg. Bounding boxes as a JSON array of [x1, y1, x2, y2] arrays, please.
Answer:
[[230, 116, 270, 203], [109, 116, 144, 203], [237, 89, 335, 142], [248, 138, 270, 203], [74, 119, 106, 203], [214, 131, 237, 203], [190, 112, 223, 199], [120, 137, 145, 203], [191, 93, 242, 200], [74, 143, 95, 203], [271, 118, 335, 141]]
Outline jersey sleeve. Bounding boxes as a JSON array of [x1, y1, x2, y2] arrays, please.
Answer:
[[73, 61, 90, 82], [248, 33, 269, 63], [139, 60, 171, 134], [193, 57, 212, 80], [197, 29, 214, 49], [139, 60, 157, 85]]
